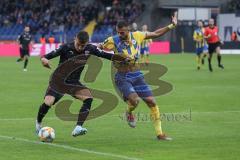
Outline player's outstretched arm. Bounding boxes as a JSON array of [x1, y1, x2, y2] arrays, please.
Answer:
[[40, 45, 65, 69], [17, 35, 22, 48], [145, 13, 177, 39], [88, 44, 130, 63]]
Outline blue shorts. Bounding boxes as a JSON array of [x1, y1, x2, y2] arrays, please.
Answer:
[[203, 44, 208, 53], [140, 47, 149, 55], [196, 47, 204, 55], [114, 71, 153, 101], [196, 45, 208, 55]]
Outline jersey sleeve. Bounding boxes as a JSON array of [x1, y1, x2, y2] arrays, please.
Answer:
[[101, 37, 115, 51], [193, 31, 197, 40], [87, 44, 128, 62], [134, 31, 146, 44], [44, 44, 65, 60], [204, 28, 209, 36], [17, 35, 22, 43], [87, 44, 113, 60]]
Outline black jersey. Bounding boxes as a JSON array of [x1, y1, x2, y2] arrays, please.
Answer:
[[18, 32, 32, 50], [44, 42, 114, 83]]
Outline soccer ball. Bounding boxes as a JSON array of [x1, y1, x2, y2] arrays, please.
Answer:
[[38, 127, 55, 142]]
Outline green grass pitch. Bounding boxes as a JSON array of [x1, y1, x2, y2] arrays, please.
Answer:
[[0, 54, 240, 160]]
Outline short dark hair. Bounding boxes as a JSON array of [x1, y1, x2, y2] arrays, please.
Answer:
[[76, 31, 89, 43], [116, 20, 129, 28]]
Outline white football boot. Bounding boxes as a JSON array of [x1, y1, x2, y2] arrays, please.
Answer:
[[35, 120, 42, 134], [72, 125, 87, 137]]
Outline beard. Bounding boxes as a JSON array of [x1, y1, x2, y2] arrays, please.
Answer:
[[120, 35, 128, 41]]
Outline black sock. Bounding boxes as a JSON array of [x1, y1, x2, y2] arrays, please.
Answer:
[[24, 59, 29, 69], [208, 57, 212, 70], [217, 55, 222, 65], [37, 103, 51, 123], [17, 58, 22, 62], [77, 98, 93, 126], [208, 58, 211, 65]]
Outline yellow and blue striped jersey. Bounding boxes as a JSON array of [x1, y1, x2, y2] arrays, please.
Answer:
[[193, 28, 206, 48], [102, 31, 146, 60]]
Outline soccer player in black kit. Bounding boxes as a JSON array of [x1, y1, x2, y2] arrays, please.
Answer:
[[16, 26, 33, 71], [36, 31, 127, 137]]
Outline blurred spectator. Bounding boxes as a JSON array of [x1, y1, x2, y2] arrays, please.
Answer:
[[48, 35, 55, 44], [0, 0, 144, 42], [40, 34, 46, 44], [227, 0, 240, 12], [100, 0, 145, 26], [132, 22, 138, 31], [0, 0, 100, 33], [231, 31, 238, 42]]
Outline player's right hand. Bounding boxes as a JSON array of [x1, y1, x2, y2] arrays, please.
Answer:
[[172, 11, 178, 26], [41, 57, 51, 69]]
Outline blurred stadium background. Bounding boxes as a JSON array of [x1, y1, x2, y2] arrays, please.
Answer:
[[0, 0, 239, 56]]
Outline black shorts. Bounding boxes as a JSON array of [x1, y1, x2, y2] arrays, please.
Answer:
[[44, 81, 88, 105], [208, 41, 221, 54], [20, 48, 29, 58]]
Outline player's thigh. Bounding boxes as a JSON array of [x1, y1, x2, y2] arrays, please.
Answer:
[[74, 88, 93, 101], [22, 50, 29, 60], [115, 73, 137, 103], [44, 87, 64, 106], [20, 48, 24, 58], [208, 45, 215, 56], [133, 75, 153, 102], [215, 46, 221, 55]]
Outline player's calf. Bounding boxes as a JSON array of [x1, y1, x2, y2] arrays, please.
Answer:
[[72, 98, 92, 136], [125, 111, 136, 128], [125, 94, 140, 128], [35, 96, 55, 134]]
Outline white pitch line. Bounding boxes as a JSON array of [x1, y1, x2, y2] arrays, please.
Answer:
[[0, 117, 57, 121], [0, 110, 240, 121], [0, 135, 141, 160]]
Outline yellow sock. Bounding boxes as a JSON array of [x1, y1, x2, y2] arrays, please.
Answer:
[[196, 56, 201, 67], [150, 106, 163, 135], [146, 55, 149, 64], [141, 55, 144, 64], [200, 54, 204, 65]]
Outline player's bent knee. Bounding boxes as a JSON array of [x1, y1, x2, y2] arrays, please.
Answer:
[[128, 97, 140, 107], [44, 96, 55, 106], [144, 97, 156, 107]]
